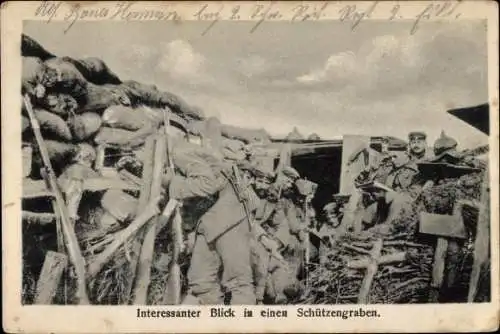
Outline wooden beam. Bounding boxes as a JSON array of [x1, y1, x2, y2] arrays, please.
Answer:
[[339, 135, 371, 195], [24, 95, 89, 304], [133, 134, 167, 304], [123, 136, 155, 304], [34, 251, 68, 304], [357, 239, 383, 304], [86, 198, 164, 278], [468, 168, 490, 302]]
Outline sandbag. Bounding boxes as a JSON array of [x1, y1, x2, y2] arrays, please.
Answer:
[[35, 109, 73, 142], [122, 80, 162, 106], [68, 112, 102, 141], [62, 57, 121, 85], [94, 127, 151, 149], [186, 120, 205, 136], [43, 57, 88, 101], [79, 83, 131, 113], [22, 115, 30, 133], [22, 57, 46, 98], [101, 189, 138, 223], [221, 137, 246, 161], [158, 90, 205, 121], [122, 80, 205, 121], [40, 93, 79, 118], [31, 140, 78, 177], [101, 105, 159, 131], [21, 34, 55, 61], [222, 137, 245, 153], [221, 124, 271, 144]]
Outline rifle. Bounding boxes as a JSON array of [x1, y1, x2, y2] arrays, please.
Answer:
[[228, 165, 288, 267], [23, 95, 90, 304]]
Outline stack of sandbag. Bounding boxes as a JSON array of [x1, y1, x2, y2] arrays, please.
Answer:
[[21, 34, 208, 178], [122, 80, 205, 121]]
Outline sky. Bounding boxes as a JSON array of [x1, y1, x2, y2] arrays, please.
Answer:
[[24, 19, 489, 149]]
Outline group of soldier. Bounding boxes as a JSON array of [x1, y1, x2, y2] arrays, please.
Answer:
[[152, 133, 313, 305], [315, 129, 482, 257], [58, 122, 479, 306]]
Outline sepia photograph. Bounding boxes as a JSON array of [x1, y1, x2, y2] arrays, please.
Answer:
[[2, 1, 499, 333]]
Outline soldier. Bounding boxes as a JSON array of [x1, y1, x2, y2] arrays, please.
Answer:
[[407, 131, 431, 162], [254, 166, 307, 304], [162, 140, 260, 305]]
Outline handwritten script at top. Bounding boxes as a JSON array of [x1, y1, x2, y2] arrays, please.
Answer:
[[33, 1, 464, 35]]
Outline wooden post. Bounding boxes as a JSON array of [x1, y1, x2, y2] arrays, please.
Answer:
[[339, 135, 371, 233], [164, 207, 183, 305], [275, 143, 292, 174], [34, 251, 68, 304], [339, 135, 371, 196], [468, 168, 490, 302], [347, 239, 406, 304], [122, 136, 155, 304], [133, 135, 167, 304], [24, 95, 89, 304]]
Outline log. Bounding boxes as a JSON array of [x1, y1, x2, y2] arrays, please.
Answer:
[[119, 170, 143, 187], [123, 136, 155, 304], [163, 207, 183, 305], [133, 135, 167, 304], [468, 168, 490, 302], [23, 179, 53, 199], [86, 197, 164, 278], [22, 211, 57, 225], [24, 95, 89, 304], [357, 239, 383, 304], [34, 251, 68, 304], [348, 251, 407, 269], [431, 238, 449, 289]]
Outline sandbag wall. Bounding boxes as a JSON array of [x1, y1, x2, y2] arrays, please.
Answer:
[[21, 34, 209, 178]]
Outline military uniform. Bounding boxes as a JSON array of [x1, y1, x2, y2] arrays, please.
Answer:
[[165, 139, 258, 305], [253, 167, 305, 304]]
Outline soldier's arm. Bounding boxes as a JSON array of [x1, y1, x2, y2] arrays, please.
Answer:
[[395, 167, 418, 192], [167, 162, 224, 200]]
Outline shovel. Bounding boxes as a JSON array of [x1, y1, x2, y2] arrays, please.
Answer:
[[419, 201, 467, 302]]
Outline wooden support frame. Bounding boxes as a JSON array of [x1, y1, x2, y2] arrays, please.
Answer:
[[34, 251, 68, 304]]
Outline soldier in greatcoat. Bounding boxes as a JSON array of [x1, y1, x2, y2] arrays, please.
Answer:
[[161, 139, 260, 305]]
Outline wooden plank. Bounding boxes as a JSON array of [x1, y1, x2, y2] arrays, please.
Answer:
[[86, 197, 165, 278], [275, 143, 292, 174], [34, 251, 68, 304], [123, 136, 155, 304], [468, 168, 490, 302], [23, 179, 53, 199], [163, 207, 183, 305], [24, 95, 90, 304], [339, 135, 371, 195], [431, 237, 448, 292], [358, 239, 383, 304], [133, 135, 167, 304], [22, 211, 57, 225]]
